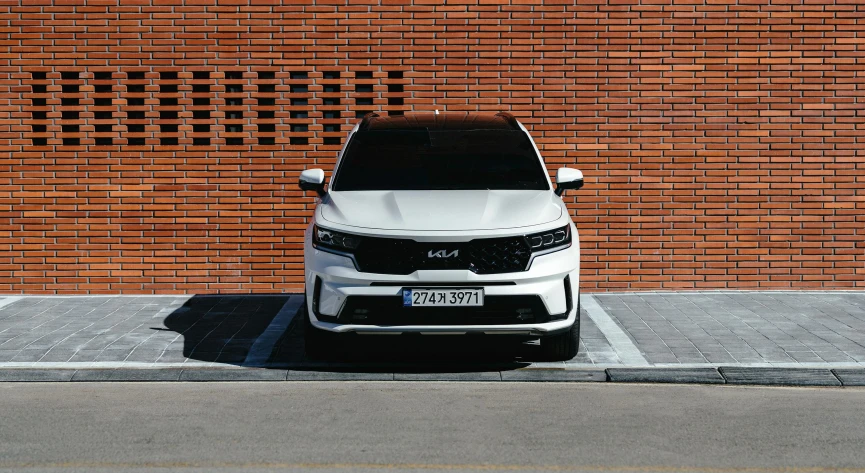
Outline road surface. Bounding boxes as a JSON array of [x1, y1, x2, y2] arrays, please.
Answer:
[[1, 382, 864, 472]]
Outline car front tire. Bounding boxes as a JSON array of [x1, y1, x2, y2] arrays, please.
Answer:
[[302, 296, 341, 360], [539, 303, 581, 361]]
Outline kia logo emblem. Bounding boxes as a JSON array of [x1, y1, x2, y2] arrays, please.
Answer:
[[428, 249, 459, 258]]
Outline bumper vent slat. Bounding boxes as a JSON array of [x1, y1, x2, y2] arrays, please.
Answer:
[[325, 295, 553, 326]]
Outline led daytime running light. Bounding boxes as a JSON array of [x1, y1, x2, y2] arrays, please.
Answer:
[[527, 225, 570, 251], [314, 225, 361, 251]]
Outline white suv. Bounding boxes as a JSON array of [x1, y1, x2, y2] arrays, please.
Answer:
[[299, 112, 584, 360]]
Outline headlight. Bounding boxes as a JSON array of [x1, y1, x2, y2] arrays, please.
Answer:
[[313, 225, 362, 253], [526, 224, 571, 252]]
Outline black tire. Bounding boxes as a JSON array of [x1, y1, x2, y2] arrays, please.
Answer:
[[540, 303, 581, 361], [303, 297, 339, 360]]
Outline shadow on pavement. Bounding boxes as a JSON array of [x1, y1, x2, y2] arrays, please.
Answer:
[[162, 295, 290, 366], [162, 295, 579, 372], [268, 311, 545, 372]]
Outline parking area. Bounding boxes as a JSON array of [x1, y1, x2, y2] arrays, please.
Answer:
[[0, 291, 863, 376], [0, 294, 620, 369]]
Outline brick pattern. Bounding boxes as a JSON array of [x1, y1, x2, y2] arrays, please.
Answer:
[[0, 1, 862, 294]]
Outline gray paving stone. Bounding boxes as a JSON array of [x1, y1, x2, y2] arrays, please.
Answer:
[[286, 371, 394, 381], [93, 350, 133, 362], [10, 349, 49, 362], [179, 369, 288, 382], [156, 352, 189, 363], [124, 350, 165, 363], [0, 350, 20, 361], [67, 350, 102, 362], [831, 369, 865, 387], [35, 350, 76, 362], [606, 368, 725, 384], [0, 369, 76, 382], [596, 292, 865, 367], [393, 372, 502, 381], [720, 367, 842, 387], [501, 369, 606, 382]]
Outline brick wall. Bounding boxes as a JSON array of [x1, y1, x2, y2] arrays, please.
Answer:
[[0, 1, 862, 294]]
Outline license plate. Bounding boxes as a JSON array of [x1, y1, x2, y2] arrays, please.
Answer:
[[402, 288, 484, 307]]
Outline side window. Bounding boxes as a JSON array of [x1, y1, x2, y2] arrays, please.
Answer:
[[331, 130, 356, 186]]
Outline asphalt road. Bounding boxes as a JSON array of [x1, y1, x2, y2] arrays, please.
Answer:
[[1, 382, 864, 473]]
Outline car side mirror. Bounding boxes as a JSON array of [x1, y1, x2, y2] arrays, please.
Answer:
[[299, 168, 327, 197], [555, 168, 584, 196]]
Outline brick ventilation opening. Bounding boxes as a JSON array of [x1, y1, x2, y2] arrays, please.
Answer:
[[256, 71, 277, 146], [92, 72, 115, 146], [288, 71, 310, 146], [29, 72, 48, 147], [125, 71, 147, 147], [385, 71, 405, 114], [320, 71, 342, 146], [158, 71, 180, 146], [223, 71, 245, 146], [354, 71, 374, 119], [191, 71, 211, 146], [60, 72, 80, 147]]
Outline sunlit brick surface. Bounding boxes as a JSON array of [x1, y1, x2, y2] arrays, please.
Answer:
[[0, 1, 863, 294]]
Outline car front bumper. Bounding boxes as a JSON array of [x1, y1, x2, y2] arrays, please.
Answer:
[[303, 235, 580, 336]]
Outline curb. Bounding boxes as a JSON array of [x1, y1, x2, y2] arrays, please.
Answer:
[[606, 368, 725, 384], [719, 367, 841, 387], [0, 367, 862, 386]]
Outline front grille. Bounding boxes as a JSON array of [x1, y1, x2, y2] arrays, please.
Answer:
[[319, 294, 554, 326], [353, 236, 531, 275], [467, 237, 531, 274]]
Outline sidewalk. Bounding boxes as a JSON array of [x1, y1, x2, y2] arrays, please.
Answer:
[[0, 291, 863, 385]]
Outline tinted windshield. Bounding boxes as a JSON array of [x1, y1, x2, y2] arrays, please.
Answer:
[[331, 129, 549, 191]]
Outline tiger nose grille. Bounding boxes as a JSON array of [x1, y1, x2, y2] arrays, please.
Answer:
[[352, 236, 530, 275], [466, 237, 532, 274], [352, 238, 420, 275]]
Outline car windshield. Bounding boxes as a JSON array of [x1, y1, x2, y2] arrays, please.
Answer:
[[331, 129, 550, 191]]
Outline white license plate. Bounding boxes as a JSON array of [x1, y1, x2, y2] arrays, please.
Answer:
[[403, 288, 484, 307]]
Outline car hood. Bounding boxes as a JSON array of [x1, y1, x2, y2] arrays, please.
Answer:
[[320, 190, 563, 231]]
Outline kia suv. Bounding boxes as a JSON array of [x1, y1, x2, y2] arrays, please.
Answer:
[[298, 112, 584, 360]]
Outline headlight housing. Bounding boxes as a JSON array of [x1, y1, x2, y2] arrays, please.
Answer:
[[526, 224, 571, 253], [313, 225, 362, 253]]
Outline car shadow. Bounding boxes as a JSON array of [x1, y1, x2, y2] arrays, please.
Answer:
[[161, 295, 291, 366], [267, 308, 588, 372], [162, 295, 585, 372]]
